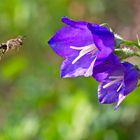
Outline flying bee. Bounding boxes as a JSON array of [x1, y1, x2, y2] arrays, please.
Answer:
[[0, 36, 24, 57]]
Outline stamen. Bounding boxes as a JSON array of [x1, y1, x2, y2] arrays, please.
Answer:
[[70, 46, 86, 50], [109, 76, 123, 79], [114, 94, 126, 110], [84, 57, 97, 77], [103, 76, 123, 89], [117, 82, 123, 92], [70, 44, 97, 64]]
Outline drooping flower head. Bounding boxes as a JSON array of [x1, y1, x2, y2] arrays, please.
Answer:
[[93, 54, 139, 109], [48, 17, 115, 78]]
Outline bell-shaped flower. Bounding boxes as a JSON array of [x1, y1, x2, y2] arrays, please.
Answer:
[[48, 17, 115, 78], [93, 54, 139, 109]]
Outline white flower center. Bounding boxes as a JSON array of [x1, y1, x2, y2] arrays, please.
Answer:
[[70, 44, 98, 64], [103, 75, 124, 91]]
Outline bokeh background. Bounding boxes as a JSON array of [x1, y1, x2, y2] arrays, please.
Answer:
[[0, 0, 140, 140]]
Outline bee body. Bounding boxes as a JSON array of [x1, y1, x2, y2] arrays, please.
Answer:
[[0, 36, 23, 55]]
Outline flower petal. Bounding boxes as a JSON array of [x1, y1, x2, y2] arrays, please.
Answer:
[[48, 18, 93, 58], [98, 80, 125, 104], [97, 61, 139, 109], [60, 53, 96, 78], [61, 17, 87, 28], [88, 23, 115, 59], [97, 59, 125, 105], [114, 94, 126, 110], [93, 54, 121, 82], [114, 63, 139, 109], [123, 62, 139, 95]]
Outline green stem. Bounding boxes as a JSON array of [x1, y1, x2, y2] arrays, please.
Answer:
[[123, 40, 140, 49], [114, 48, 140, 60]]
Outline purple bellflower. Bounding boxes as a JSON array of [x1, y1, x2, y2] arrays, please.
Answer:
[[48, 17, 140, 109], [93, 54, 139, 109], [48, 17, 115, 78]]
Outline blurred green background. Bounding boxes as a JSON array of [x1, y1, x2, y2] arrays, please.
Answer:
[[0, 0, 140, 140]]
